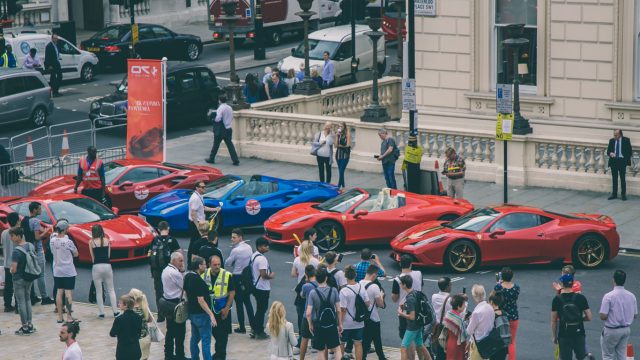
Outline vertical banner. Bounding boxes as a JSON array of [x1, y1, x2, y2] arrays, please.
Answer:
[[126, 59, 166, 162]]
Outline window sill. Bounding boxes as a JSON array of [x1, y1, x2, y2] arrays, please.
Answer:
[[464, 92, 554, 118], [605, 102, 640, 123]]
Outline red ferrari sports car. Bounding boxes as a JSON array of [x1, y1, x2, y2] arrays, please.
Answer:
[[0, 194, 156, 263], [264, 188, 474, 251], [390, 205, 620, 273], [29, 159, 223, 214]]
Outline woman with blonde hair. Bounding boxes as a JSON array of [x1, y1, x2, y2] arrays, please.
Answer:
[[285, 68, 299, 93], [89, 224, 119, 318], [267, 301, 297, 360], [129, 288, 153, 360], [291, 240, 320, 282]]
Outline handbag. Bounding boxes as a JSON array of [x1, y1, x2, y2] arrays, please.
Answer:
[[213, 120, 225, 137], [474, 327, 505, 358], [149, 313, 165, 343], [174, 291, 188, 324], [437, 326, 448, 349], [431, 295, 450, 349], [310, 133, 321, 156], [158, 297, 178, 319]]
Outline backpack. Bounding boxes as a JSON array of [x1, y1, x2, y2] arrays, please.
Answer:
[[149, 235, 173, 270], [315, 287, 338, 329], [15, 243, 41, 281], [557, 293, 584, 330], [20, 216, 36, 244], [393, 142, 400, 159], [240, 253, 263, 294], [365, 281, 385, 311], [346, 284, 369, 323], [327, 268, 340, 289], [413, 291, 435, 327]]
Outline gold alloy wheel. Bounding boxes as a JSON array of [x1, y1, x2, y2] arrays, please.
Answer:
[[447, 241, 478, 273], [576, 236, 606, 268]]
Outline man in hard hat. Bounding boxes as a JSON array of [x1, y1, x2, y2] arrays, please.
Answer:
[[74, 146, 106, 203]]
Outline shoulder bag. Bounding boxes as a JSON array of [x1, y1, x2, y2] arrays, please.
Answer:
[[174, 287, 189, 324], [148, 311, 165, 342], [431, 295, 450, 349], [310, 132, 321, 156]]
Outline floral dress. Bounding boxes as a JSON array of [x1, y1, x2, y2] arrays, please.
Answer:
[[495, 283, 520, 321]]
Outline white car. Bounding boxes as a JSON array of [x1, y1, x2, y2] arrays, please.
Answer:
[[6, 33, 99, 82], [278, 25, 386, 86]]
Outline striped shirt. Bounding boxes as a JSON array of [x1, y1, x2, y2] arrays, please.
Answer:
[[335, 133, 350, 161]]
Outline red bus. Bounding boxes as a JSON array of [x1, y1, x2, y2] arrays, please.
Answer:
[[371, 0, 406, 41]]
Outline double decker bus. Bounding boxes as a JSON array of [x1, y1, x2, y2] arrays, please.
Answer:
[[367, 0, 406, 41]]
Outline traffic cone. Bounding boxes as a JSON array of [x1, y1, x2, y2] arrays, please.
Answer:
[[434, 160, 445, 195], [60, 130, 70, 157], [25, 136, 34, 165], [628, 343, 634, 360]]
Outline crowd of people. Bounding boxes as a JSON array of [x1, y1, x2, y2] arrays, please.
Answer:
[[2, 206, 638, 360]]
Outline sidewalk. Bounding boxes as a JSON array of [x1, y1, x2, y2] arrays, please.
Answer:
[[167, 129, 640, 250], [1, 301, 401, 359]]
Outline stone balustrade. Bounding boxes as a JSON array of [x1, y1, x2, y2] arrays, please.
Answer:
[[10, 2, 52, 27]]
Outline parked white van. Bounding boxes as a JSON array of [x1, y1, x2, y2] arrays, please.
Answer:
[[277, 25, 386, 86], [5, 33, 99, 82]]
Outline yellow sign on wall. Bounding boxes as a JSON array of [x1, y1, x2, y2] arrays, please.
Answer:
[[496, 113, 514, 141]]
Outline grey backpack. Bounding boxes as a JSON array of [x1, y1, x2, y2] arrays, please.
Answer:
[[16, 243, 41, 281]]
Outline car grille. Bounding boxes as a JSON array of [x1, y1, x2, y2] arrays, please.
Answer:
[[100, 103, 116, 116], [266, 231, 282, 240], [111, 249, 129, 259], [134, 246, 149, 258]]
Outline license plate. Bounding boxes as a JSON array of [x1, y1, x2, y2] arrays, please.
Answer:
[[98, 120, 112, 126], [88, 47, 100, 52]]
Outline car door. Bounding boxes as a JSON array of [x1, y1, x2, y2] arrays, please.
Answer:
[[333, 40, 353, 83], [134, 25, 158, 59], [107, 166, 166, 213], [481, 212, 553, 264], [345, 192, 409, 244], [57, 38, 81, 79], [150, 26, 176, 60], [175, 70, 203, 123], [222, 179, 278, 227], [0, 76, 30, 123], [197, 69, 220, 111]]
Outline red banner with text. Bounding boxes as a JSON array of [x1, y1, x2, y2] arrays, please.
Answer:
[[126, 59, 166, 162]]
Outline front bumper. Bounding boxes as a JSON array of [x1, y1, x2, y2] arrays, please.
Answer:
[[263, 225, 300, 246]]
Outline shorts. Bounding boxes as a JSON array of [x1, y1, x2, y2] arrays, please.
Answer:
[[300, 317, 313, 339], [341, 327, 364, 343], [401, 329, 424, 348], [54, 276, 76, 290], [312, 324, 340, 351]]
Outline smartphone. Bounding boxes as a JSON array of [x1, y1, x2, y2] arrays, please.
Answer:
[[337, 253, 344, 262], [371, 254, 376, 259], [462, 287, 466, 294], [496, 272, 502, 282]]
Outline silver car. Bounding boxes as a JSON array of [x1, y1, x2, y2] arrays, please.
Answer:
[[0, 69, 54, 127]]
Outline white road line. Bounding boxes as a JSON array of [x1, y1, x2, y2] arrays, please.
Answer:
[[451, 277, 464, 282], [340, 251, 357, 256], [476, 270, 491, 274], [59, 87, 77, 93], [71, 109, 77, 112], [423, 278, 439, 282]]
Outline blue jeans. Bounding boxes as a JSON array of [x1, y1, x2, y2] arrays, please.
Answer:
[[190, 313, 212, 360], [382, 162, 397, 189], [337, 158, 349, 188]]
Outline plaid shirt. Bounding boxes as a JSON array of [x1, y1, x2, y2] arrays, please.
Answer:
[[354, 261, 384, 282]]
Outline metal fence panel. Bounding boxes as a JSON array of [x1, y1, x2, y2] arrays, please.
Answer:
[[49, 119, 94, 156], [94, 124, 127, 150], [10, 126, 51, 162], [0, 137, 9, 150]]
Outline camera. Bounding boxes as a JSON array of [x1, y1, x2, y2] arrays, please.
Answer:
[[374, 155, 380, 159], [371, 254, 376, 259]]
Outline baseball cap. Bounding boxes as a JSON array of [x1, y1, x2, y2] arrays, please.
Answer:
[[55, 220, 69, 232], [559, 274, 574, 287]]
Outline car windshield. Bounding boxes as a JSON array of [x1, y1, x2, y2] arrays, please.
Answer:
[[49, 198, 116, 224], [92, 27, 126, 41], [293, 39, 341, 60], [104, 162, 127, 184], [443, 207, 501, 232], [314, 189, 366, 213], [203, 177, 242, 199]]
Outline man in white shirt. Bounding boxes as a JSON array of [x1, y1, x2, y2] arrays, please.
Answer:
[[431, 277, 453, 360], [60, 321, 83, 359], [599, 270, 638, 360], [161, 252, 186, 360], [467, 284, 495, 358], [325, 251, 347, 289], [225, 228, 256, 334], [206, 94, 240, 166], [23, 48, 42, 70], [188, 180, 219, 254], [340, 265, 370, 360], [360, 265, 387, 360], [251, 237, 275, 340]]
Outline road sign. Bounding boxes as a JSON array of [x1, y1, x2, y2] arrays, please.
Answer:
[[496, 83, 512, 114], [132, 23, 139, 46], [415, 0, 436, 16], [402, 78, 416, 111], [496, 113, 514, 141]]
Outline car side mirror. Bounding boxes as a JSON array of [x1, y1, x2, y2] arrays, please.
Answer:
[[291, 48, 295, 56], [111, 207, 119, 215], [119, 181, 133, 189], [489, 228, 506, 238], [354, 209, 368, 218]]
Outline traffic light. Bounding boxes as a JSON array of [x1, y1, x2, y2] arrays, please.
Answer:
[[7, 0, 24, 16]]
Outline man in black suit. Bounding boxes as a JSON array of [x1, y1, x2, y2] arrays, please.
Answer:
[[607, 129, 633, 200], [45, 33, 63, 97], [269, 72, 289, 99]]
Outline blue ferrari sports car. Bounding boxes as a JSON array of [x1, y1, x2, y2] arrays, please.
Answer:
[[138, 174, 340, 232]]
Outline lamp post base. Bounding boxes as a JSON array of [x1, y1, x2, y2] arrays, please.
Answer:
[[512, 113, 533, 135], [388, 62, 402, 77], [294, 78, 321, 96], [361, 104, 391, 123], [224, 83, 250, 110]]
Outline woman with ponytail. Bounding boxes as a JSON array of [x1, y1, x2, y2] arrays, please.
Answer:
[[89, 224, 119, 318]]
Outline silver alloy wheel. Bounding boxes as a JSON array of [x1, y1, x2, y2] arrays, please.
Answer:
[[81, 64, 94, 82], [187, 43, 199, 60], [32, 107, 47, 127]]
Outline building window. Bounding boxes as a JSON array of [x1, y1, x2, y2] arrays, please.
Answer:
[[494, 0, 537, 87]]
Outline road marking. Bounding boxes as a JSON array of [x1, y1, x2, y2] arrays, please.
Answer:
[[620, 252, 640, 258], [285, 261, 293, 264], [451, 276, 464, 282], [79, 96, 106, 103], [59, 87, 77, 93], [56, 106, 61, 109], [476, 270, 491, 274], [71, 109, 77, 112], [340, 251, 357, 256]]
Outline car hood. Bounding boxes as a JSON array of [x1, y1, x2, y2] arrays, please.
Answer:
[[29, 175, 79, 196], [267, 203, 325, 224], [391, 220, 457, 249], [141, 189, 191, 213], [69, 215, 154, 245]]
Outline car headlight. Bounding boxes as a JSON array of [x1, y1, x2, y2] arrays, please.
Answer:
[[90, 101, 100, 111], [282, 215, 312, 227]]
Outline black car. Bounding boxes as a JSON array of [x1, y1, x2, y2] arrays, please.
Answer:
[[89, 63, 221, 129], [80, 24, 203, 69]]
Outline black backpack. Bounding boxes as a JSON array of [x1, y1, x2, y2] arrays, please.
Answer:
[[315, 287, 338, 329], [558, 293, 583, 329], [327, 268, 340, 289], [365, 281, 385, 311], [240, 253, 262, 294], [413, 291, 435, 327], [20, 216, 36, 244], [347, 284, 369, 323], [149, 235, 173, 270]]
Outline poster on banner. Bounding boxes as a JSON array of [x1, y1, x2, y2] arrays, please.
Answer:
[[496, 113, 513, 141], [126, 59, 166, 162]]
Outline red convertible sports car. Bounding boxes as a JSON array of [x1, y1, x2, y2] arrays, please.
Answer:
[[29, 159, 223, 214], [264, 188, 474, 251], [390, 205, 620, 273], [0, 194, 156, 263]]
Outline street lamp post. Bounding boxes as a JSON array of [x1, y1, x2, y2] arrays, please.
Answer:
[[294, 0, 321, 96], [360, 17, 390, 123], [350, 0, 358, 84], [502, 24, 532, 135], [253, 0, 266, 60], [388, 0, 403, 76], [221, 0, 248, 109]]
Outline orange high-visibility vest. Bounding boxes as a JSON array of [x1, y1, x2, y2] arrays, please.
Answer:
[[79, 158, 103, 189]]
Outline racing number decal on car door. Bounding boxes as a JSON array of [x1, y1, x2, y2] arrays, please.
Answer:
[[246, 199, 261, 215], [134, 184, 150, 200]]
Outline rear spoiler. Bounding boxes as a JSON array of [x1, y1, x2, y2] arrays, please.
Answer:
[[573, 213, 617, 227]]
